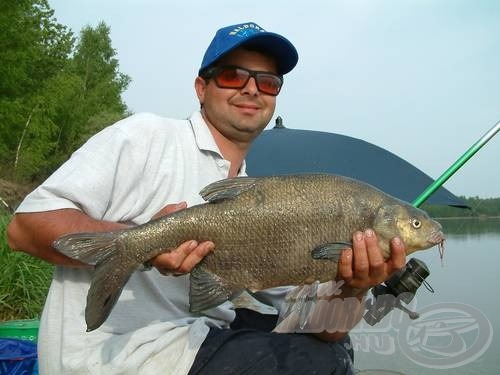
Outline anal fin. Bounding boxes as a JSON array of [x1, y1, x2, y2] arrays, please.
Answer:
[[189, 265, 232, 312]]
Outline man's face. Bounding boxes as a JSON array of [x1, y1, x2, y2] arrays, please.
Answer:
[[195, 48, 278, 144]]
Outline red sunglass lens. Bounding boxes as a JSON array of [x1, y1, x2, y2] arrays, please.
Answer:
[[216, 68, 249, 88], [257, 75, 281, 95]]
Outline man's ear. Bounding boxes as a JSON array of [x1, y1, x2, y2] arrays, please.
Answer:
[[194, 76, 207, 105]]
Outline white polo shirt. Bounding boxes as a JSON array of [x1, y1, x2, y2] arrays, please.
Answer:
[[17, 111, 283, 374]]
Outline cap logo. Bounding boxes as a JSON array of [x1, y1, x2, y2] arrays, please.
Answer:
[[199, 22, 297, 75], [228, 23, 266, 37]]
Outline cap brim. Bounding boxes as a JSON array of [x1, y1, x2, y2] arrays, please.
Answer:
[[239, 32, 298, 75]]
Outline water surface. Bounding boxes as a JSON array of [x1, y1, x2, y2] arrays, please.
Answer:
[[354, 218, 500, 374]]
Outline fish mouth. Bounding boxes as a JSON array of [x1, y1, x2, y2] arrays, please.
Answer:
[[429, 230, 445, 245], [429, 230, 446, 259]]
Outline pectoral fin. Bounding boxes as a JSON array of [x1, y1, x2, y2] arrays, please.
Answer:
[[311, 242, 352, 261]]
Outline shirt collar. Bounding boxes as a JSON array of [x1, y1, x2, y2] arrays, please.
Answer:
[[189, 111, 247, 176], [189, 111, 221, 155]]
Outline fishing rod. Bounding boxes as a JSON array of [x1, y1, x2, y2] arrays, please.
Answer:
[[364, 119, 500, 325], [412, 120, 500, 208]]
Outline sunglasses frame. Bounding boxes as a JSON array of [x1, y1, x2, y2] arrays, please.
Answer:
[[201, 65, 284, 96]]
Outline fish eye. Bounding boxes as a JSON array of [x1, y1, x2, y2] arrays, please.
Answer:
[[411, 219, 421, 229]]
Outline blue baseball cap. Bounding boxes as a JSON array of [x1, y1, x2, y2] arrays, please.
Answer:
[[199, 22, 298, 75]]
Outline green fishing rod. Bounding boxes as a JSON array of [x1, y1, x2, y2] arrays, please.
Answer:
[[412, 120, 500, 208]]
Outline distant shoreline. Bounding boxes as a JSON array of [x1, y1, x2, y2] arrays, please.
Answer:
[[434, 216, 500, 220]]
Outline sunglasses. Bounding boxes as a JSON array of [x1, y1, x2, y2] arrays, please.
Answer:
[[202, 65, 283, 96]]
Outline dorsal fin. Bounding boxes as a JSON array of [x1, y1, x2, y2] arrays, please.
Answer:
[[200, 177, 258, 202]]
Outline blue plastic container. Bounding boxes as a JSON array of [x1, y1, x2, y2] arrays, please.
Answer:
[[0, 338, 37, 375]]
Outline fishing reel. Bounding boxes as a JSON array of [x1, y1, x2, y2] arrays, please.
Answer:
[[363, 258, 433, 326]]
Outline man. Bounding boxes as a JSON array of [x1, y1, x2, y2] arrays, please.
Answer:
[[7, 22, 405, 374]]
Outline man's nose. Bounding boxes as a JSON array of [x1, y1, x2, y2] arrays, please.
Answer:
[[241, 77, 259, 95]]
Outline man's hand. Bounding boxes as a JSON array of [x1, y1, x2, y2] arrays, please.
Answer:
[[149, 202, 214, 276], [337, 229, 406, 292], [313, 229, 406, 342]]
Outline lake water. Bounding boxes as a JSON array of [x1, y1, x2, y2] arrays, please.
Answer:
[[354, 217, 500, 374]]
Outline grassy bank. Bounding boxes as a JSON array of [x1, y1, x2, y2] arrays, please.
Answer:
[[0, 214, 53, 321]]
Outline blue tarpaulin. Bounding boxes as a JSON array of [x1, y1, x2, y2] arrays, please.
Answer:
[[247, 125, 466, 208], [0, 338, 37, 375]]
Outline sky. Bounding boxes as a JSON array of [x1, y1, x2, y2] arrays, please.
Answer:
[[48, 0, 500, 198]]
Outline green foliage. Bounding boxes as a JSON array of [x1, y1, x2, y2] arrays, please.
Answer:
[[422, 196, 500, 218], [0, 215, 54, 320], [0, 0, 73, 98], [0, 1, 130, 183], [0, 4, 131, 319], [439, 217, 500, 236], [58, 22, 131, 155]]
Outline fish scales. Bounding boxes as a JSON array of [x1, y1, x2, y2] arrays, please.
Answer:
[[53, 174, 445, 331], [126, 175, 377, 287]]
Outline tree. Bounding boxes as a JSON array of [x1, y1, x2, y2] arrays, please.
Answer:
[[0, 1, 130, 182], [0, 0, 73, 180], [0, 0, 73, 97], [56, 22, 131, 156]]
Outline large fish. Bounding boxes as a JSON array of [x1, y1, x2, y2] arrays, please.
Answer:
[[54, 174, 445, 331]]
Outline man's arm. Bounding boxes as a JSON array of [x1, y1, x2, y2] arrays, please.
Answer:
[[312, 229, 406, 342], [7, 209, 127, 267], [7, 202, 214, 272]]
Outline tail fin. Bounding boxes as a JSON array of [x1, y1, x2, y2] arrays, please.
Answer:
[[54, 232, 135, 331]]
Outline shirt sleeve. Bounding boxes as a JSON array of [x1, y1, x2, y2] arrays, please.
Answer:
[[16, 124, 142, 221]]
